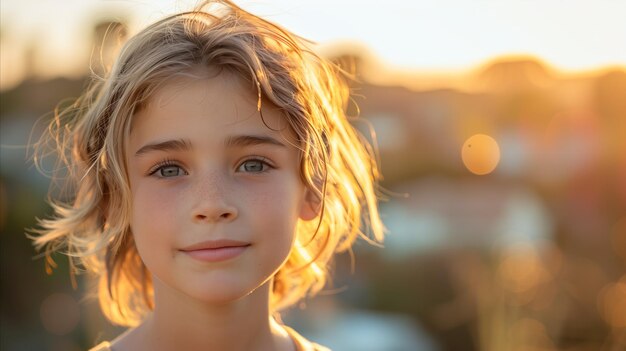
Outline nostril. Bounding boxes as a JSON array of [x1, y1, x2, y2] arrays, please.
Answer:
[[193, 206, 238, 222]]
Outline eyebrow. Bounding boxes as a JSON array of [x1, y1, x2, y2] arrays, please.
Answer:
[[134, 135, 286, 157], [134, 138, 191, 156], [225, 135, 287, 149]]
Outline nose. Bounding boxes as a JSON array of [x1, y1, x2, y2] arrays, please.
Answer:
[[194, 209, 237, 222], [191, 173, 238, 223]]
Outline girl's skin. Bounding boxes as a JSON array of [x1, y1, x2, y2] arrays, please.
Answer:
[[112, 67, 318, 351]]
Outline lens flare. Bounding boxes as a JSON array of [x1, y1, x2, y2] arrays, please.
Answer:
[[462, 134, 500, 175]]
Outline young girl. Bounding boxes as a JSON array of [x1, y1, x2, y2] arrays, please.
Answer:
[[31, 1, 384, 350]]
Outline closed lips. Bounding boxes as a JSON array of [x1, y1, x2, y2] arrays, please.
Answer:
[[180, 239, 251, 251], [180, 240, 250, 262]]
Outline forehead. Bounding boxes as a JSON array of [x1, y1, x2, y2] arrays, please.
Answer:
[[127, 68, 297, 149]]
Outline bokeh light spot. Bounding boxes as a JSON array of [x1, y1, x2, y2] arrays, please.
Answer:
[[40, 293, 80, 336], [462, 134, 500, 175], [598, 276, 626, 329], [498, 245, 550, 294]]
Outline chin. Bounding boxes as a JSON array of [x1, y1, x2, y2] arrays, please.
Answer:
[[181, 277, 269, 305]]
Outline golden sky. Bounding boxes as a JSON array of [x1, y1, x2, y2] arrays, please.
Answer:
[[1, 0, 625, 90]]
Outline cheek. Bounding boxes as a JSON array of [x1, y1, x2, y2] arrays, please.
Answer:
[[130, 182, 182, 248], [249, 179, 303, 246]]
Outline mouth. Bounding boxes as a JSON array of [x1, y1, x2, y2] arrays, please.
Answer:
[[179, 239, 251, 263]]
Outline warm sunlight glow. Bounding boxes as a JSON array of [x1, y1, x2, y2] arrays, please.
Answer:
[[40, 293, 80, 335], [611, 217, 626, 262], [598, 276, 626, 329], [497, 245, 551, 296], [462, 134, 500, 175], [510, 318, 555, 349]]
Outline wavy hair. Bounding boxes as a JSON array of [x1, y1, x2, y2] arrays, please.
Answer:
[[30, 0, 385, 326]]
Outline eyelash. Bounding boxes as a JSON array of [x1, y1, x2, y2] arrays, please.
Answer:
[[147, 159, 185, 177], [237, 156, 274, 173], [147, 157, 275, 178]]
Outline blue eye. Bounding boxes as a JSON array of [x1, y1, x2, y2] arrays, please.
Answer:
[[149, 162, 187, 178], [158, 165, 184, 177], [238, 159, 272, 173]]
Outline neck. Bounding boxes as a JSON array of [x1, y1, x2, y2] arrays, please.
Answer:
[[132, 279, 293, 351]]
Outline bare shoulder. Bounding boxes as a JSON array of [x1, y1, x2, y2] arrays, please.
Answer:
[[86, 336, 128, 351], [88, 341, 112, 351], [106, 325, 146, 351]]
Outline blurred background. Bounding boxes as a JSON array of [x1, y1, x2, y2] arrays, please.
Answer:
[[1, 1, 625, 350]]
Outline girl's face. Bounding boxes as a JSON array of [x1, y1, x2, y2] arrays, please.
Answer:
[[126, 69, 317, 305]]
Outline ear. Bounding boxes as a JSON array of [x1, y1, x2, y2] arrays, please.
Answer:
[[299, 186, 322, 221]]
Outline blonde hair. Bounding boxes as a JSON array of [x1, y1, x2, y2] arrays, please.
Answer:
[[31, 0, 384, 326]]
